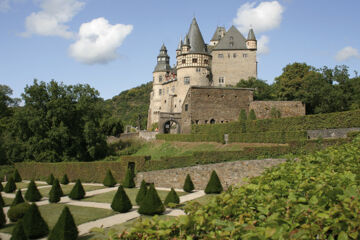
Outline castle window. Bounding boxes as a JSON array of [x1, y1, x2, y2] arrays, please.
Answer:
[[204, 59, 208, 64], [230, 36, 233, 41], [229, 42, 234, 47], [210, 119, 215, 124], [184, 77, 190, 85], [243, 53, 248, 58], [196, 68, 201, 72], [218, 54, 224, 58], [192, 58, 198, 63], [219, 77, 225, 84], [233, 53, 237, 58], [185, 104, 188, 111], [182, 59, 186, 64], [159, 89, 162, 95], [159, 76, 162, 82]]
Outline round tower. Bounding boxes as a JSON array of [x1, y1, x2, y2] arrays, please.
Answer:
[[246, 28, 257, 50]]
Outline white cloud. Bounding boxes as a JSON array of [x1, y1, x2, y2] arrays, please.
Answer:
[[233, 1, 284, 34], [257, 35, 270, 55], [69, 17, 133, 64], [22, 0, 84, 38], [335, 46, 360, 61], [0, 0, 10, 12]]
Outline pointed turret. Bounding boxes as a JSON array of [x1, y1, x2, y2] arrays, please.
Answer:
[[247, 28, 256, 41], [182, 34, 190, 53], [154, 44, 171, 72], [177, 38, 183, 50], [246, 28, 257, 50], [183, 35, 190, 46], [187, 18, 207, 53]]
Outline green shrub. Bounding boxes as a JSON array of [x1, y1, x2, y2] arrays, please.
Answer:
[[47, 174, 55, 185], [4, 177, 17, 193], [12, 190, 25, 206], [123, 168, 135, 188], [0, 194, 4, 207], [205, 171, 223, 194], [270, 107, 281, 118], [10, 220, 28, 240], [22, 203, 49, 238], [49, 179, 63, 203], [164, 188, 180, 206], [0, 205, 6, 226], [183, 174, 195, 193], [103, 170, 117, 187], [60, 174, 69, 185], [138, 184, 165, 215], [69, 179, 85, 200], [48, 206, 78, 240], [239, 109, 247, 121], [7, 202, 30, 222], [111, 185, 132, 213], [25, 180, 42, 202], [0, 181, 3, 192], [135, 180, 147, 205], [13, 169, 22, 183], [249, 109, 256, 120]]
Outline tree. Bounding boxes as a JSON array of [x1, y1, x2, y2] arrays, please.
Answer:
[[25, 180, 42, 202], [13, 169, 22, 182], [138, 184, 165, 215], [61, 174, 69, 185], [111, 185, 132, 213], [249, 109, 256, 120], [183, 174, 194, 193], [69, 179, 85, 200], [164, 188, 180, 206], [7, 203, 30, 222], [136, 180, 147, 205], [103, 169, 117, 187], [0, 84, 17, 118], [49, 179, 63, 203], [101, 117, 124, 137], [205, 171, 223, 194], [4, 177, 16, 193], [12, 190, 25, 206], [22, 203, 49, 238], [48, 206, 78, 240], [123, 168, 135, 188], [10, 220, 28, 240], [236, 77, 275, 100], [47, 174, 55, 185]]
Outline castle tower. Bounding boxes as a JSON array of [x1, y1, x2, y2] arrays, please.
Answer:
[[246, 28, 257, 50], [209, 26, 226, 46], [175, 18, 212, 112], [147, 44, 172, 130]]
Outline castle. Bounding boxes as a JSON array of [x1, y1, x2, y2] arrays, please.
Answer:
[[147, 18, 305, 134]]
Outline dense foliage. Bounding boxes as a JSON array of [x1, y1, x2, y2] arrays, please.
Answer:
[[48, 206, 78, 240], [183, 174, 194, 193], [4, 177, 16, 193], [47, 173, 55, 185], [0, 206, 6, 226], [61, 174, 69, 185], [7, 202, 30, 222], [119, 136, 360, 239], [22, 203, 49, 238], [25, 180, 42, 202], [12, 190, 25, 206], [11, 220, 28, 240], [69, 179, 85, 200], [204, 170, 223, 194], [138, 184, 165, 216], [164, 188, 180, 206], [122, 168, 135, 188], [13, 169, 22, 182], [103, 169, 117, 187], [49, 179, 63, 203], [135, 180, 147, 205], [111, 185, 132, 213]]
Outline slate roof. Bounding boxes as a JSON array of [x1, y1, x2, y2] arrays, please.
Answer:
[[213, 26, 248, 50], [210, 26, 226, 41], [187, 18, 207, 53], [247, 28, 256, 40], [154, 44, 171, 72]]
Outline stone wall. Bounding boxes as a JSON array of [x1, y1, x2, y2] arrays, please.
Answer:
[[136, 158, 286, 190], [249, 101, 305, 119], [139, 131, 159, 141], [307, 128, 360, 139]]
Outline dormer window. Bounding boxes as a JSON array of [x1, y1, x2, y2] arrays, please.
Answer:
[[159, 76, 162, 82]]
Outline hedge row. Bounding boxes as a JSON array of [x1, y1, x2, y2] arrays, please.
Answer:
[[192, 109, 360, 134], [156, 134, 223, 143]]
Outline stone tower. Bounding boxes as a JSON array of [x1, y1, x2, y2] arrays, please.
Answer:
[[246, 28, 257, 50]]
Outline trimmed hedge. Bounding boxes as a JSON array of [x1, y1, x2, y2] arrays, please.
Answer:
[[12, 190, 25, 206], [204, 171, 223, 194], [22, 203, 49, 238], [156, 134, 223, 143], [25, 180, 42, 202], [7, 202, 30, 222], [48, 206, 78, 240], [4, 177, 16, 193], [11, 220, 27, 240]]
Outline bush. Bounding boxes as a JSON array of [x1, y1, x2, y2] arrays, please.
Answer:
[[49, 179, 63, 203], [10, 220, 27, 240], [103, 170, 117, 187], [13, 169, 22, 183], [25, 180, 42, 202], [249, 109, 256, 120], [183, 174, 195, 193], [48, 206, 78, 240], [138, 184, 165, 215], [205, 171, 223, 194], [47, 174, 55, 185], [0, 206, 6, 227], [164, 188, 180, 206], [239, 109, 247, 121], [22, 203, 49, 238], [7, 202, 30, 222], [69, 179, 85, 200], [4, 177, 16, 193], [0, 181, 3, 192], [123, 168, 135, 188], [136, 180, 147, 205], [60, 174, 69, 185], [111, 185, 132, 213], [0, 194, 4, 207], [12, 190, 25, 206]]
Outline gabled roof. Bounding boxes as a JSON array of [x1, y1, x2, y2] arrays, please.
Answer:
[[187, 18, 207, 53], [213, 26, 247, 50], [211, 26, 226, 41]]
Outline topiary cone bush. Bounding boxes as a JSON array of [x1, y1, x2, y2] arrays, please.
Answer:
[[183, 174, 195, 193], [135, 180, 147, 205], [7, 202, 30, 222], [48, 206, 78, 240], [60, 174, 69, 185], [138, 183, 165, 216], [0, 181, 3, 192], [10, 220, 28, 240], [13, 169, 22, 183], [0, 194, 4, 207], [47, 174, 55, 185], [4, 177, 17, 193], [69, 179, 85, 200], [49, 179, 64, 203], [0, 205, 6, 227], [205, 170, 223, 194], [103, 169, 117, 187], [25, 180, 42, 202], [22, 203, 49, 239], [123, 168, 135, 188], [249, 109, 257, 120], [12, 190, 25, 206], [164, 188, 180, 206], [111, 185, 132, 213]]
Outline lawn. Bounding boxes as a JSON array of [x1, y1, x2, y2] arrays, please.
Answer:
[[37, 184, 105, 198], [2, 197, 14, 206], [82, 188, 188, 206], [184, 194, 217, 206], [0, 204, 116, 234], [14, 181, 46, 190]]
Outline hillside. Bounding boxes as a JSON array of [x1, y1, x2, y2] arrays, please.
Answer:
[[105, 82, 152, 129]]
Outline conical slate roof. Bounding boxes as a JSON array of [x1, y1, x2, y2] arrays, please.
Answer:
[[183, 35, 190, 46], [247, 28, 256, 40], [177, 38, 183, 50], [214, 26, 247, 50], [187, 18, 207, 53], [211, 26, 226, 41], [154, 44, 171, 72]]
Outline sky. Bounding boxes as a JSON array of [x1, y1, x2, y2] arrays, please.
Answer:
[[1, 0, 360, 100]]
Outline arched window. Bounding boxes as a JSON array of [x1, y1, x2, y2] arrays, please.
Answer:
[[210, 119, 215, 124]]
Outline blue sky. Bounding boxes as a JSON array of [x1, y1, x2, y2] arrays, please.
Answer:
[[1, 0, 360, 100]]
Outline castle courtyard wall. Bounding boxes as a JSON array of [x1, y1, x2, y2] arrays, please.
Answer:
[[249, 101, 305, 119]]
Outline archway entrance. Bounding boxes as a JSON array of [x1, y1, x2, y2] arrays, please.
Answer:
[[163, 120, 180, 134]]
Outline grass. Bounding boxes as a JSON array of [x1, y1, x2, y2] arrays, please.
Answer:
[[184, 194, 218, 206], [16, 181, 46, 190], [2, 197, 14, 206], [37, 184, 105, 198], [0, 204, 116, 234], [82, 188, 187, 206]]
